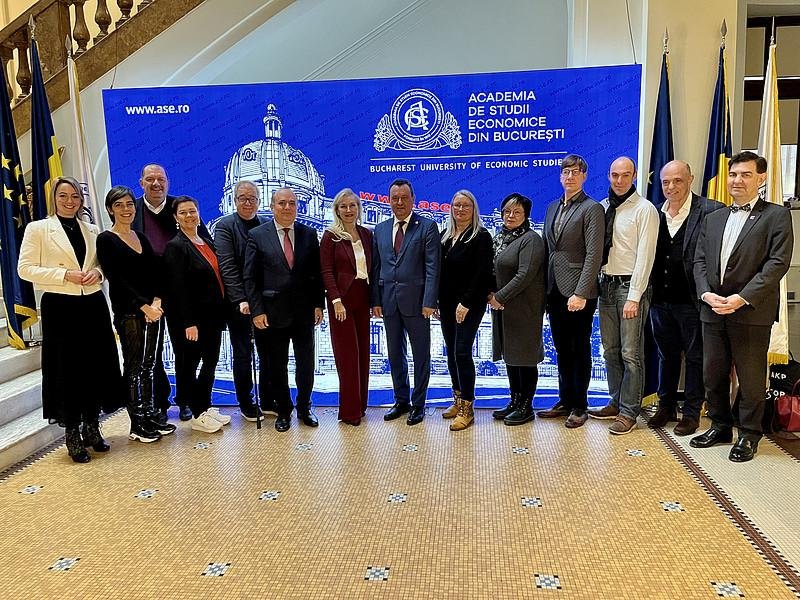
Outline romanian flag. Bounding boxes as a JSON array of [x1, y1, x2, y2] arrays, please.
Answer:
[[760, 42, 788, 365], [646, 49, 674, 205], [0, 58, 37, 348], [702, 46, 732, 206], [29, 35, 63, 220]]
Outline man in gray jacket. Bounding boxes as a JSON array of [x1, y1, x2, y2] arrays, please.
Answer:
[[538, 155, 605, 428]]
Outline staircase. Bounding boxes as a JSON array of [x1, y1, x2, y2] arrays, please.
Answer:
[[0, 318, 61, 473]]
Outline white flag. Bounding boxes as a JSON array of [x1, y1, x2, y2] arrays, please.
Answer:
[[66, 46, 103, 229], [759, 42, 788, 365]]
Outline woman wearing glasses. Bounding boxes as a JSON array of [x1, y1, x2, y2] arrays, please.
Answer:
[[437, 190, 493, 431], [489, 193, 546, 426]]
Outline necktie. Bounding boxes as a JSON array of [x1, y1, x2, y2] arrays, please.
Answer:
[[282, 227, 294, 268], [394, 221, 406, 254], [730, 204, 751, 213]]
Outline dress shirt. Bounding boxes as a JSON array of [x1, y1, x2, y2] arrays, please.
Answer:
[[353, 239, 369, 280], [275, 223, 295, 249], [393, 216, 409, 236], [553, 191, 581, 236], [720, 197, 758, 285], [143, 196, 167, 215], [601, 192, 659, 302], [662, 192, 692, 237]]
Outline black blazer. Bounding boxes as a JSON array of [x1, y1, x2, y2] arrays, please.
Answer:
[[655, 193, 725, 300], [243, 220, 324, 329], [214, 213, 267, 306], [694, 199, 793, 326], [438, 227, 494, 311], [162, 231, 226, 331]]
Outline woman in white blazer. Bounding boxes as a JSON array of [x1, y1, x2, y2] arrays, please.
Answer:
[[18, 176, 124, 463]]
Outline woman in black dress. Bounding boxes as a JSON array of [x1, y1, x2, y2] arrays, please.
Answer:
[[18, 176, 124, 463], [437, 190, 493, 431], [97, 185, 176, 443], [162, 197, 227, 434]]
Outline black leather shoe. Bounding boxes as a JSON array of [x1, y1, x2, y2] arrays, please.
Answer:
[[407, 406, 425, 426], [298, 409, 319, 427], [493, 394, 519, 420], [689, 426, 733, 448], [275, 415, 291, 432], [729, 437, 759, 462], [384, 403, 411, 421], [179, 405, 193, 421], [81, 421, 110, 452]]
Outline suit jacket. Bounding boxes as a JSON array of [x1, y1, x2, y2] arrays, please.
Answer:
[[543, 190, 604, 299], [18, 216, 104, 295], [694, 199, 793, 326], [655, 193, 725, 302], [162, 230, 226, 331], [370, 212, 441, 316], [243, 220, 324, 329], [214, 212, 267, 306], [320, 226, 373, 303]]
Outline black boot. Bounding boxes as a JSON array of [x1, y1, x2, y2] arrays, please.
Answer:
[[129, 417, 162, 443], [493, 393, 519, 420], [66, 426, 90, 463], [81, 421, 110, 452], [504, 394, 535, 426]]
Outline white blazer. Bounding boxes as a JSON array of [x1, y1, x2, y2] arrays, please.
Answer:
[[18, 216, 104, 295]]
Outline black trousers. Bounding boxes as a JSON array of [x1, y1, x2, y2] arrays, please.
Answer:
[[439, 304, 484, 401], [116, 314, 160, 419], [254, 320, 315, 417], [547, 291, 596, 412], [507, 365, 539, 398], [703, 319, 771, 438], [152, 316, 183, 411], [227, 310, 273, 409], [173, 324, 223, 418]]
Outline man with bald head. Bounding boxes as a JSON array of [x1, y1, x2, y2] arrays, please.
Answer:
[[648, 161, 724, 436], [588, 157, 658, 434]]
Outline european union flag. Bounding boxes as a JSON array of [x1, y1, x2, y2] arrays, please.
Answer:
[[646, 50, 674, 205], [0, 60, 38, 348], [30, 35, 62, 220], [702, 46, 732, 205]]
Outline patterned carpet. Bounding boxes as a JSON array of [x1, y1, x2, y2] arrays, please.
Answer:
[[0, 407, 797, 599]]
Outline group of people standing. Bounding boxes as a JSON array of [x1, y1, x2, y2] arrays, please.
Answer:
[[17, 150, 792, 464]]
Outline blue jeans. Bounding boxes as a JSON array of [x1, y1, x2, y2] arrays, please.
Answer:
[[649, 301, 704, 419], [599, 279, 651, 419]]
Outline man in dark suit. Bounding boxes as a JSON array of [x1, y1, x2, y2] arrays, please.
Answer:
[[243, 187, 324, 432], [648, 160, 724, 436], [692, 151, 793, 462], [214, 180, 272, 422], [371, 179, 441, 426], [538, 155, 604, 428]]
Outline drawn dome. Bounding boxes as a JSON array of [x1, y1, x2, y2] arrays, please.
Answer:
[[218, 104, 326, 226]]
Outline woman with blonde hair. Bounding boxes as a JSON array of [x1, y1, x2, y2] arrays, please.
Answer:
[[320, 188, 373, 425], [18, 176, 124, 462], [437, 190, 493, 431]]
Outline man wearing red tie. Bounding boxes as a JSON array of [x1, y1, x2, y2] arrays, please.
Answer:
[[243, 187, 325, 432]]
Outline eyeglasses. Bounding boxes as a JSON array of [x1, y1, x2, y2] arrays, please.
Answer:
[[236, 196, 259, 204], [502, 209, 524, 218], [452, 204, 473, 211], [561, 168, 583, 177]]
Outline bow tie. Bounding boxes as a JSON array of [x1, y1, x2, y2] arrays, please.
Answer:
[[730, 203, 752, 213]]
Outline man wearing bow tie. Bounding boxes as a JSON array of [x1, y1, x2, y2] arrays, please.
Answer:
[[692, 151, 793, 462], [371, 179, 441, 425]]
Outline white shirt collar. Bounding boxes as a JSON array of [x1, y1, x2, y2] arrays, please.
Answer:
[[661, 192, 692, 216], [143, 196, 166, 214]]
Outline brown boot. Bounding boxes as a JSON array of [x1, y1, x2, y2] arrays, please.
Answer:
[[647, 404, 677, 429], [442, 390, 462, 419], [450, 400, 474, 431]]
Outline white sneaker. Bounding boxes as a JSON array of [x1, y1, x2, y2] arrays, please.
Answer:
[[191, 411, 223, 433], [206, 407, 231, 426]]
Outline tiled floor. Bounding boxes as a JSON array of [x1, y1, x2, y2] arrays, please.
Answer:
[[0, 408, 797, 599]]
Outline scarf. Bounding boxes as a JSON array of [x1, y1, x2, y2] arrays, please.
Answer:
[[603, 185, 636, 265], [493, 222, 530, 257]]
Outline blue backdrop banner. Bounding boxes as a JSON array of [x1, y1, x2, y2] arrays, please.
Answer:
[[102, 64, 641, 408]]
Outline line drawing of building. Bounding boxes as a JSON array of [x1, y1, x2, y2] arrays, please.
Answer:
[[163, 103, 608, 403]]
